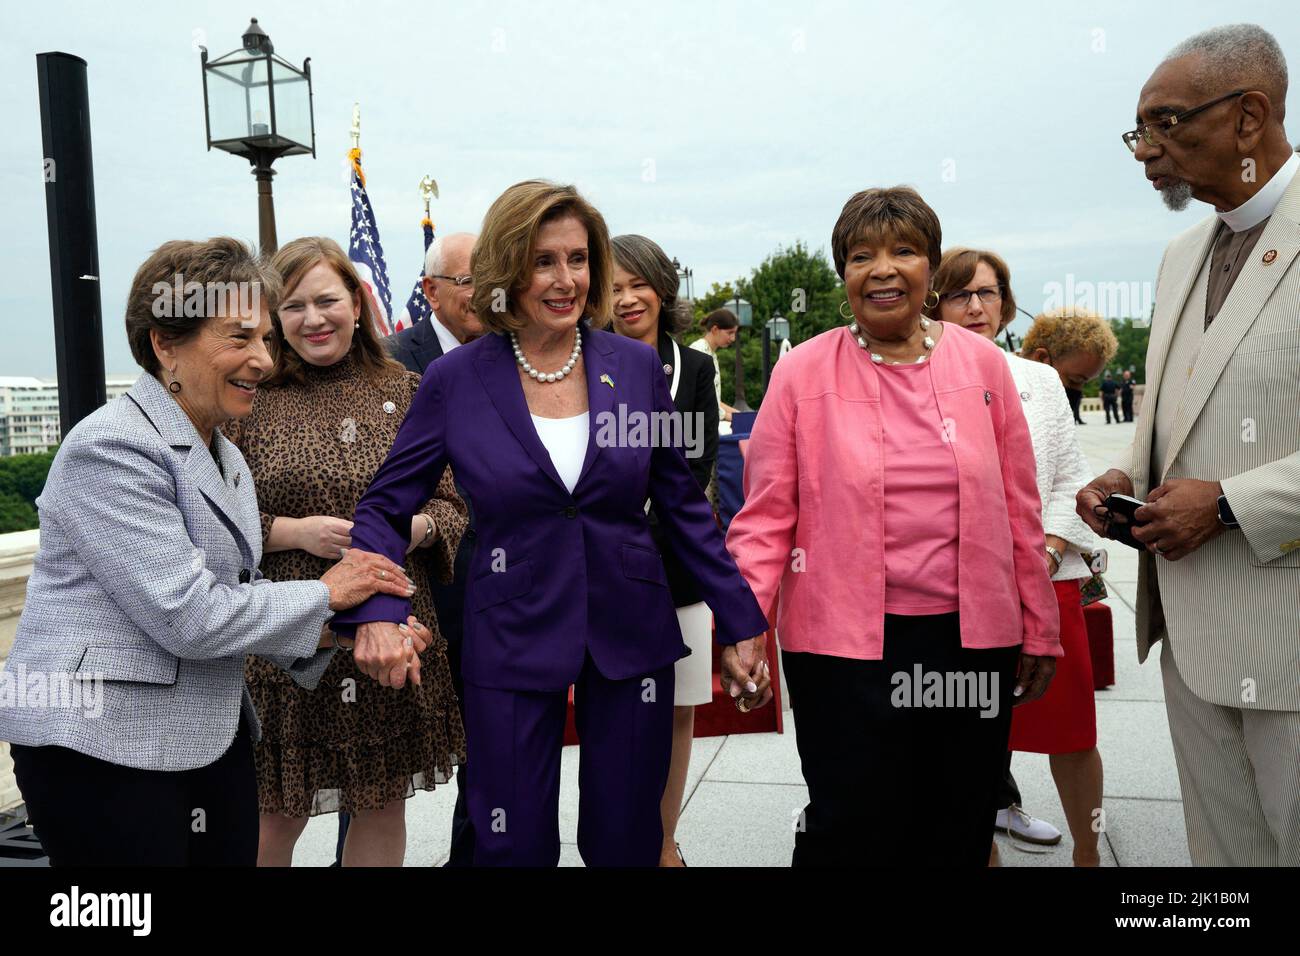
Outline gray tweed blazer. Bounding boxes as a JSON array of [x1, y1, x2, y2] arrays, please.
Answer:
[[0, 372, 335, 770]]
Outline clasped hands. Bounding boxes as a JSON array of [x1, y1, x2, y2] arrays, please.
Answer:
[[721, 635, 774, 712], [1077, 469, 1225, 562]]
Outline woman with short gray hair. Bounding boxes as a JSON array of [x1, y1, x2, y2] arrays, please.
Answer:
[[0, 237, 418, 866]]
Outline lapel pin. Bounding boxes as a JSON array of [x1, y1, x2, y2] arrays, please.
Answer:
[[233, 472, 240, 488], [663, 364, 673, 376], [984, 390, 992, 405], [600, 374, 615, 389], [1262, 249, 1278, 264], [382, 400, 396, 414]]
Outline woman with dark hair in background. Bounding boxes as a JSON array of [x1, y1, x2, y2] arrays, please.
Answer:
[[610, 233, 719, 866]]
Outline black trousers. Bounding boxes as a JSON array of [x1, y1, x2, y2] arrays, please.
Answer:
[[783, 614, 1018, 867], [333, 634, 475, 867], [996, 750, 1021, 808], [1103, 396, 1119, 423], [1066, 387, 1084, 423], [1121, 394, 1134, 422], [11, 718, 258, 866]]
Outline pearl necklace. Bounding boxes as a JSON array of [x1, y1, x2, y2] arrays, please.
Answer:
[[850, 318, 935, 365], [510, 327, 582, 383]]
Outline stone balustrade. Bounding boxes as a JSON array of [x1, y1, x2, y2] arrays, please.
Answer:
[[0, 530, 39, 812]]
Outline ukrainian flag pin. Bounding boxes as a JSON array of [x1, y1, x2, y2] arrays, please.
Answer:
[[600, 374, 615, 389]]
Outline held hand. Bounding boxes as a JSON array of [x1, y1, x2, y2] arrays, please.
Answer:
[[320, 548, 415, 611], [1013, 653, 1056, 706], [353, 616, 427, 689], [721, 635, 773, 711], [298, 515, 355, 559], [1131, 479, 1225, 562], [1076, 469, 1134, 537]]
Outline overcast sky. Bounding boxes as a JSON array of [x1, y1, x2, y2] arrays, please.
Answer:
[[3, 0, 1297, 376]]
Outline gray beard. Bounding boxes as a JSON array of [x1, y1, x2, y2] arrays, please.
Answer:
[[1160, 179, 1195, 211]]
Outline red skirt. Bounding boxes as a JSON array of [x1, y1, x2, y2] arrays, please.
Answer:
[[1008, 579, 1097, 754]]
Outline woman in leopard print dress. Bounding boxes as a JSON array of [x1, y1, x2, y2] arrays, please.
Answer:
[[224, 237, 466, 866]]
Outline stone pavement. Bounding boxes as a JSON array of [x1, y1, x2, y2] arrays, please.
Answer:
[[290, 407, 1191, 867]]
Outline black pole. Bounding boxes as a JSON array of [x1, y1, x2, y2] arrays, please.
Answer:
[[731, 296, 751, 413], [762, 326, 772, 390], [37, 51, 105, 437], [254, 160, 278, 255]]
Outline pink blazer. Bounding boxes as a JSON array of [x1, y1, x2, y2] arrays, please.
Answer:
[[726, 323, 1061, 660]]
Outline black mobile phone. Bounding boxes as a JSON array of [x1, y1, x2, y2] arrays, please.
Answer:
[[1099, 493, 1147, 550]]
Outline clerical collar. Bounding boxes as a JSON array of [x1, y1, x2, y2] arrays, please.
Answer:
[[1218, 150, 1300, 233]]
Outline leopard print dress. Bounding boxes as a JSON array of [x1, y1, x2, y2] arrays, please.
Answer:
[[223, 355, 467, 817]]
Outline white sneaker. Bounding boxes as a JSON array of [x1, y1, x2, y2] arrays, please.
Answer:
[[995, 804, 1062, 845]]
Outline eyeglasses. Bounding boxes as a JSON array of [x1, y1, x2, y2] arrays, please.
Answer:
[[1121, 90, 1245, 153], [941, 286, 1002, 307], [430, 274, 473, 287]]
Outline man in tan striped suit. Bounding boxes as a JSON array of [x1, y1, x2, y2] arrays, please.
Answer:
[[1079, 24, 1300, 866]]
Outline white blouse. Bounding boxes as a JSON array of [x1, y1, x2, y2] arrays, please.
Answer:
[[531, 413, 589, 494], [1004, 352, 1098, 581]]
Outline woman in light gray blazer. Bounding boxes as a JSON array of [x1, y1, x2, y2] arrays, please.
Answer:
[[0, 238, 425, 866]]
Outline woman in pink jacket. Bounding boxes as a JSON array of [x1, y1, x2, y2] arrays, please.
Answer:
[[725, 186, 1061, 867]]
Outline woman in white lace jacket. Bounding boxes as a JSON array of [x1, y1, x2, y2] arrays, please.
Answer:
[[932, 249, 1110, 868]]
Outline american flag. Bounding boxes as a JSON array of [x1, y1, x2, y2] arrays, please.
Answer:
[[394, 217, 436, 333], [347, 147, 394, 336]]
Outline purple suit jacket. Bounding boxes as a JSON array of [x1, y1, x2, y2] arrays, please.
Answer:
[[333, 325, 768, 692]]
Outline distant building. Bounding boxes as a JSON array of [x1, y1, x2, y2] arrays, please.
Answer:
[[0, 377, 136, 457]]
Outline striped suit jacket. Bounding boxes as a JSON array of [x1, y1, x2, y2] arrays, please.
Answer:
[[1119, 172, 1300, 711], [0, 372, 335, 770]]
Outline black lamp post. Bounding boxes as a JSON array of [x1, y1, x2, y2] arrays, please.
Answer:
[[762, 312, 790, 388], [730, 292, 753, 413], [671, 256, 694, 304], [200, 18, 315, 254]]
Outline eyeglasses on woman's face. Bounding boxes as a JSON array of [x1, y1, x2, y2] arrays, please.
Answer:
[[941, 286, 1002, 307]]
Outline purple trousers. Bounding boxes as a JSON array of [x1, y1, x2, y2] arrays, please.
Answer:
[[464, 653, 675, 866]]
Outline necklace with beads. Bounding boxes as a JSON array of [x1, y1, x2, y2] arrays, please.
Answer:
[[510, 327, 582, 383], [850, 318, 936, 364]]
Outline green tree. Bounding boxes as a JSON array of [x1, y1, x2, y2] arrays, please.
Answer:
[[687, 243, 846, 408], [1108, 318, 1151, 382], [0, 449, 56, 532], [0, 492, 37, 533]]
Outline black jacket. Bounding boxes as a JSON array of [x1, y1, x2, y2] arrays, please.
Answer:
[[646, 329, 720, 607]]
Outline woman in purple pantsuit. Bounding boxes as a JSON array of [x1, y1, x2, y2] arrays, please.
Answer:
[[332, 181, 771, 866]]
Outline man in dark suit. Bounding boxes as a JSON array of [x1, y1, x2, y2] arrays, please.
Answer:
[[335, 232, 482, 866], [1100, 371, 1120, 423], [388, 233, 484, 372], [1120, 370, 1135, 422]]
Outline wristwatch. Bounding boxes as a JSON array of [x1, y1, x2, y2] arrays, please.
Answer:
[[1045, 545, 1064, 570], [1216, 494, 1240, 529]]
